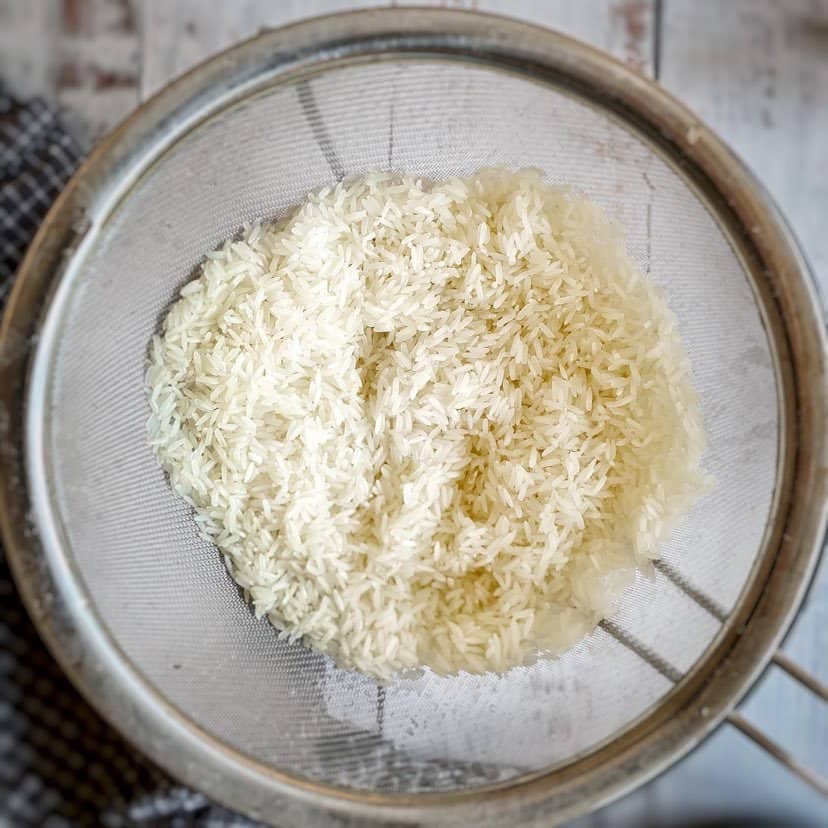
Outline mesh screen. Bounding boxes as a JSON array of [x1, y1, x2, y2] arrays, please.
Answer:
[[42, 60, 777, 793]]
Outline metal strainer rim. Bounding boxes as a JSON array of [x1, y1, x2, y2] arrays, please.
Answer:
[[0, 9, 825, 826]]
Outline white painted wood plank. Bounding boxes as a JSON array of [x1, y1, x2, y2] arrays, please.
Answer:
[[56, 0, 143, 142], [396, 0, 656, 53], [140, 0, 390, 98], [140, 1, 655, 98], [661, 0, 828, 285], [476, 0, 655, 72], [5, 0, 653, 160], [0, 0, 143, 143], [0, 0, 56, 100]]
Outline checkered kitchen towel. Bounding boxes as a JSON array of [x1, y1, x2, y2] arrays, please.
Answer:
[[0, 85, 257, 828]]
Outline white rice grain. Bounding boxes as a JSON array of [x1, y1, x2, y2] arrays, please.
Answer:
[[146, 168, 707, 681]]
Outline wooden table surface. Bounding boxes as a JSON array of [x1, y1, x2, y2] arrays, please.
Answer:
[[1, 1, 825, 825]]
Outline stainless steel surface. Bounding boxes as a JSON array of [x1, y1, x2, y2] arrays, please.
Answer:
[[770, 651, 828, 702], [0, 9, 826, 827], [727, 712, 828, 798], [730, 650, 828, 795]]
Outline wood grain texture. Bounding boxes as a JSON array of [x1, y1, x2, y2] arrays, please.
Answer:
[[476, 0, 656, 73], [140, 0, 656, 97], [0, 0, 56, 99], [140, 0, 366, 98], [1, 1, 656, 129], [56, 0, 142, 142], [0, 0, 142, 143], [662, 0, 828, 285]]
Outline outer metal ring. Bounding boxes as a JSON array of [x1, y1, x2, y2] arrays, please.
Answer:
[[0, 9, 825, 826]]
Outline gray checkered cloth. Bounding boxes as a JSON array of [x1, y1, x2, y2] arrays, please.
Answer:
[[0, 86, 258, 828]]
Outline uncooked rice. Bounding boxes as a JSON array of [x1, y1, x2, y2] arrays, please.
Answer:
[[146, 168, 707, 681]]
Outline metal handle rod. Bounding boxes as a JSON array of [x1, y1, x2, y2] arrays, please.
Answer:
[[772, 651, 828, 701], [727, 652, 828, 797]]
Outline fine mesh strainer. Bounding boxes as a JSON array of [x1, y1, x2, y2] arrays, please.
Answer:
[[1, 9, 826, 827]]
